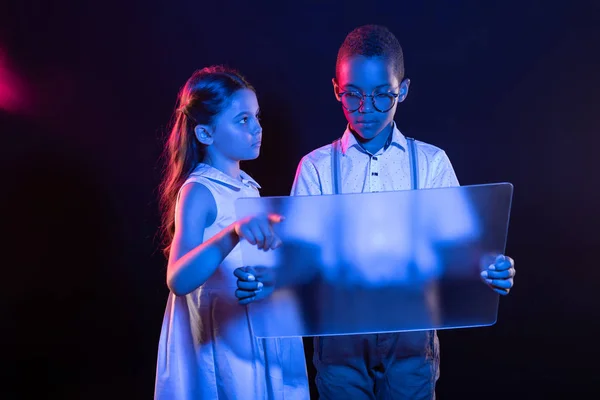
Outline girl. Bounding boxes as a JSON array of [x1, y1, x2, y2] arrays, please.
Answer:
[[154, 66, 309, 399]]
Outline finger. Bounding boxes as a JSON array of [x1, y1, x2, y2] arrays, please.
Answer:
[[495, 254, 514, 266], [238, 295, 256, 305], [267, 213, 285, 224], [490, 255, 514, 271], [271, 235, 282, 250], [233, 267, 256, 281], [481, 268, 515, 280], [257, 219, 274, 251], [505, 256, 515, 269], [235, 289, 258, 300], [248, 223, 265, 249], [493, 287, 510, 296], [237, 280, 263, 291], [238, 225, 256, 245], [261, 229, 273, 251], [484, 278, 513, 289]]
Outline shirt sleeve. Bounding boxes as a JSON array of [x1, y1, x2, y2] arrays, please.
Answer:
[[290, 156, 323, 196], [427, 149, 481, 241], [430, 150, 460, 188]]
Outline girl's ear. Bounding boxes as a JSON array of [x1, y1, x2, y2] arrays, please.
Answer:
[[194, 125, 214, 145]]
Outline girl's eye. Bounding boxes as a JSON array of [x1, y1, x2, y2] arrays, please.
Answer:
[[240, 117, 248, 124]]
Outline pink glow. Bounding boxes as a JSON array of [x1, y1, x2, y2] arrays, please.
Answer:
[[0, 48, 30, 114]]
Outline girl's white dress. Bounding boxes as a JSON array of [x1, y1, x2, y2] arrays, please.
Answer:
[[154, 164, 309, 400]]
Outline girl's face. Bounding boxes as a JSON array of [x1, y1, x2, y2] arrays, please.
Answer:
[[200, 89, 263, 162]]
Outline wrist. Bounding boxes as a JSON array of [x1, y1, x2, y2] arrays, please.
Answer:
[[216, 224, 241, 256]]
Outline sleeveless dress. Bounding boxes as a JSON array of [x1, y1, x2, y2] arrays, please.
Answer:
[[154, 163, 309, 400]]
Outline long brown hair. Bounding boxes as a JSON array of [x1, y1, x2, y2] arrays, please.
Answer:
[[158, 66, 254, 257]]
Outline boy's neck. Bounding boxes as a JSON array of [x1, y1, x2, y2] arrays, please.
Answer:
[[351, 122, 394, 155]]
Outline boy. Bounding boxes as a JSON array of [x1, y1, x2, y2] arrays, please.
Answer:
[[289, 25, 516, 399]]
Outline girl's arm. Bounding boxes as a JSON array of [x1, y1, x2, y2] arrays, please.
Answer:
[[166, 183, 238, 296], [166, 183, 283, 296]]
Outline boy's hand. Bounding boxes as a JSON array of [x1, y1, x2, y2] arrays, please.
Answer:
[[480, 254, 515, 295]]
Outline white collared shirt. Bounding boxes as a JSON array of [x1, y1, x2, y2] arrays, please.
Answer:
[[288, 124, 476, 285], [291, 123, 459, 196]]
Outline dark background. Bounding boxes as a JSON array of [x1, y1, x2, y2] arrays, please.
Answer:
[[1, 0, 598, 398]]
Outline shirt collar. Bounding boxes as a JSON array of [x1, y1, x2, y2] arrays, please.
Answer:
[[340, 121, 408, 155], [189, 163, 261, 191]]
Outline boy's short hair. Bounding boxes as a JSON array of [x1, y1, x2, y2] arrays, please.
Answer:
[[336, 24, 405, 80]]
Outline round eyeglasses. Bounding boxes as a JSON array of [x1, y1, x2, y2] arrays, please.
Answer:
[[338, 90, 400, 113]]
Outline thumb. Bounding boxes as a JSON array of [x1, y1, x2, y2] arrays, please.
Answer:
[[245, 265, 258, 277]]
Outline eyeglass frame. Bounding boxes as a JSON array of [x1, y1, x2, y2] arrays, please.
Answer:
[[336, 88, 402, 113], [333, 75, 411, 112]]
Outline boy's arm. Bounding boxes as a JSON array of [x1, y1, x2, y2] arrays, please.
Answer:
[[428, 149, 480, 240], [290, 156, 323, 196], [430, 150, 460, 188]]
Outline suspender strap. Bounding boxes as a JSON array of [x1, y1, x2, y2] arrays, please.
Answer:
[[406, 137, 419, 190], [331, 136, 419, 193], [331, 139, 341, 195]]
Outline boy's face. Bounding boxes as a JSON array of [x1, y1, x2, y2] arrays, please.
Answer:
[[334, 55, 408, 140]]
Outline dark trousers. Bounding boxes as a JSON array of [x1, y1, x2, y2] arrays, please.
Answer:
[[313, 330, 440, 400]]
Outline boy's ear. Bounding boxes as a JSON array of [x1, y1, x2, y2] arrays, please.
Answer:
[[398, 78, 411, 102], [194, 125, 214, 145], [332, 78, 341, 101]]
